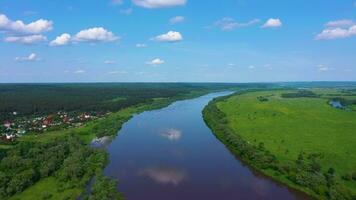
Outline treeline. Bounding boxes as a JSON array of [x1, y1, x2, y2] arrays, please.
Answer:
[[331, 97, 356, 107], [203, 96, 355, 200], [0, 83, 256, 121], [0, 135, 122, 200], [281, 90, 318, 98]]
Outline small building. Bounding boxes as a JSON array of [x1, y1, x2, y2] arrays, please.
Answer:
[[5, 134, 16, 141], [3, 121, 12, 129]]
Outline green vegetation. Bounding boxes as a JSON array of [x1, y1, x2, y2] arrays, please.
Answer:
[[203, 89, 356, 200]]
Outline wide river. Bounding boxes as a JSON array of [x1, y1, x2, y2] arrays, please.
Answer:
[[104, 92, 310, 200]]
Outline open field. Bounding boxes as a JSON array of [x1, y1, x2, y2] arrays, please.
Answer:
[[204, 88, 356, 199]]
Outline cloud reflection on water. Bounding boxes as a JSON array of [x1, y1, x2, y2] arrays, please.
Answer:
[[138, 166, 187, 186], [161, 128, 182, 141]]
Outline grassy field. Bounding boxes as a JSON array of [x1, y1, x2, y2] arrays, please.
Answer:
[[204, 89, 356, 199]]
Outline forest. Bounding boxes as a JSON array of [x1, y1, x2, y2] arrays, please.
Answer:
[[0, 83, 261, 121]]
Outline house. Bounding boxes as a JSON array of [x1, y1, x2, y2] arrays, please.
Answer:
[[3, 121, 12, 129], [43, 115, 54, 126], [5, 134, 16, 141]]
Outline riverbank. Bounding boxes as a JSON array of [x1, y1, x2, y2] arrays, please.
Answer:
[[203, 89, 356, 200], [4, 90, 214, 200]]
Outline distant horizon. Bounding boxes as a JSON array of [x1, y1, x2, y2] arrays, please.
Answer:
[[1, 80, 356, 84]]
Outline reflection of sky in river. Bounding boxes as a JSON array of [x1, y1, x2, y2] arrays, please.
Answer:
[[138, 165, 187, 186], [161, 129, 182, 141], [90, 136, 112, 148]]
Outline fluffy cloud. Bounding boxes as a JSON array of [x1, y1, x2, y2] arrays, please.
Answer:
[[262, 18, 282, 28], [15, 53, 39, 62], [213, 18, 260, 31], [153, 31, 183, 42], [0, 14, 53, 34], [50, 27, 119, 46], [316, 20, 356, 40], [73, 27, 119, 42], [136, 43, 147, 48], [132, 0, 186, 9], [49, 33, 71, 46], [146, 58, 164, 65], [170, 16, 185, 24], [4, 35, 47, 44]]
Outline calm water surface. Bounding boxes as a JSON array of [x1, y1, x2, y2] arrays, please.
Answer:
[[104, 92, 311, 200]]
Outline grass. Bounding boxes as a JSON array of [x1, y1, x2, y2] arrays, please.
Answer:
[[8, 177, 81, 200], [208, 89, 356, 198]]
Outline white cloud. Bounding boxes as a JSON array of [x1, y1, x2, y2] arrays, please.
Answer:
[[50, 27, 119, 46], [0, 14, 53, 34], [153, 31, 183, 42], [316, 19, 356, 40], [49, 33, 71, 46], [170, 16, 185, 24], [132, 0, 186, 8], [325, 19, 354, 28], [73, 27, 119, 42], [74, 70, 85, 74], [104, 60, 116, 64], [146, 58, 164, 65], [136, 43, 147, 48], [15, 53, 39, 62], [248, 65, 255, 69], [4, 35, 47, 44], [213, 18, 260, 31], [316, 25, 356, 40], [262, 18, 282, 28]]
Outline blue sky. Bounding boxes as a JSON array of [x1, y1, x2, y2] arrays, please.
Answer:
[[0, 0, 356, 83]]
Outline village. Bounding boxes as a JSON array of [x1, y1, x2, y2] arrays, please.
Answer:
[[1, 111, 109, 142]]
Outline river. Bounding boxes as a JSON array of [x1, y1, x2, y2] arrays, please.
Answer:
[[104, 92, 310, 200]]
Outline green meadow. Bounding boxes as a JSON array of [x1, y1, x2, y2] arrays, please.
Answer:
[[205, 88, 356, 199]]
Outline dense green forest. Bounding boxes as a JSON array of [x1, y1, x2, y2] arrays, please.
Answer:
[[0, 135, 122, 200], [0, 83, 263, 121]]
